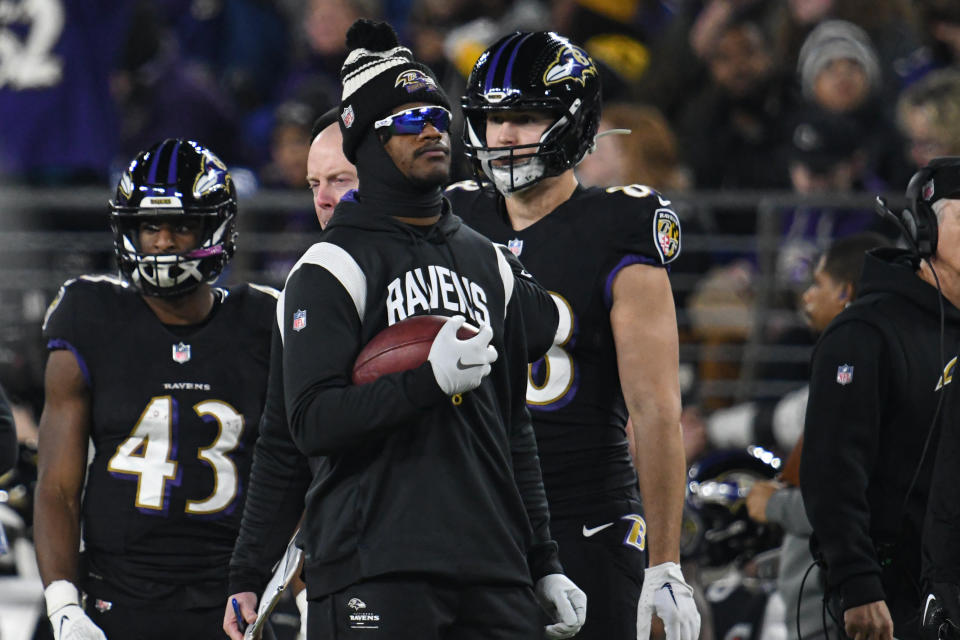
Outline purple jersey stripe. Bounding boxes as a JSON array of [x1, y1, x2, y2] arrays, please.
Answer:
[[484, 34, 520, 93], [166, 140, 181, 184], [603, 254, 660, 309], [503, 33, 534, 90], [47, 339, 92, 388]]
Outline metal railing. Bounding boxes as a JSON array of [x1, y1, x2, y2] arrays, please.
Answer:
[[0, 186, 907, 409]]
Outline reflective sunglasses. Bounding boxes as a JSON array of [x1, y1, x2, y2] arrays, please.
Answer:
[[374, 106, 452, 135]]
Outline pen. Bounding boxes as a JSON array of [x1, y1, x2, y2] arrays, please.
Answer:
[[232, 597, 248, 633]]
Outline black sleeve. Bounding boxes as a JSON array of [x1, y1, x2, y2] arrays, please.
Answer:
[[800, 320, 888, 609], [229, 325, 312, 596], [503, 293, 563, 580], [923, 403, 960, 585], [282, 265, 447, 457], [495, 245, 559, 362], [0, 384, 16, 475]]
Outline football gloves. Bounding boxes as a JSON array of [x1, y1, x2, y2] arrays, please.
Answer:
[[44, 581, 107, 640], [535, 573, 587, 639], [637, 562, 701, 640], [427, 315, 497, 395]]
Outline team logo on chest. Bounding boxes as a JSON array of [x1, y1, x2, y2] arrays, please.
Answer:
[[507, 238, 524, 256], [172, 342, 191, 364]]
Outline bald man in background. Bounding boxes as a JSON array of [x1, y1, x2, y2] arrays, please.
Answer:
[[305, 107, 358, 228]]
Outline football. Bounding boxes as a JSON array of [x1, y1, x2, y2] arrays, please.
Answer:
[[352, 315, 478, 385]]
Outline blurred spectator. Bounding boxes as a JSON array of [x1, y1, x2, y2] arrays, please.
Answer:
[[780, 108, 886, 289], [795, 20, 910, 185], [552, 0, 679, 101], [276, 0, 379, 114], [0, 0, 131, 184], [168, 0, 292, 114], [577, 102, 689, 191], [677, 12, 793, 190], [113, 2, 247, 168], [896, 68, 960, 169], [259, 101, 317, 189], [771, 0, 922, 99], [798, 20, 879, 114], [704, 232, 891, 456], [916, 0, 960, 71]]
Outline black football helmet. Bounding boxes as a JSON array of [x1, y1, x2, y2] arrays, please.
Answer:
[[109, 139, 238, 297], [461, 31, 602, 193], [683, 447, 783, 568]]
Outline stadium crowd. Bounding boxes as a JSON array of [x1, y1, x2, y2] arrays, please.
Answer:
[[2, 0, 960, 639]]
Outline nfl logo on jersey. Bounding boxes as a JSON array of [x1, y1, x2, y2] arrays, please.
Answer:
[[507, 239, 523, 256], [836, 364, 854, 385], [172, 342, 191, 364], [293, 309, 308, 332]]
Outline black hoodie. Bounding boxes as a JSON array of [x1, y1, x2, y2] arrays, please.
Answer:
[[800, 248, 960, 633], [239, 193, 561, 599]]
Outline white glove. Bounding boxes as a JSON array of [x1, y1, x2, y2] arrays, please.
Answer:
[[535, 573, 587, 639], [44, 580, 108, 640], [637, 562, 700, 640], [427, 316, 497, 395]]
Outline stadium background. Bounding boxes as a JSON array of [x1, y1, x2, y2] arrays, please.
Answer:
[[1, 0, 958, 637]]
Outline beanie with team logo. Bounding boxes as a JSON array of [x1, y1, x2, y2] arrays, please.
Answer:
[[338, 19, 452, 163]]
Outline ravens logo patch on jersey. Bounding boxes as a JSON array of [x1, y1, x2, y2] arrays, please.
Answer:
[[654, 209, 681, 263]]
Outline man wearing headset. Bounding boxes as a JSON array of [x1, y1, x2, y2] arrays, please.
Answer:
[[800, 157, 960, 640], [920, 162, 960, 640]]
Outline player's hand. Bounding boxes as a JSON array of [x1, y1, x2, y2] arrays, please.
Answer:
[[534, 573, 587, 639], [745, 480, 782, 523], [427, 315, 497, 395], [224, 592, 258, 640], [637, 562, 700, 640], [44, 581, 107, 640], [844, 600, 893, 640]]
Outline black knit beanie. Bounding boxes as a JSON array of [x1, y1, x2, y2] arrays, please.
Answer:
[[338, 19, 452, 163]]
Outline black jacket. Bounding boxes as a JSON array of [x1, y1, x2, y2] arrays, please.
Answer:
[[230, 194, 561, 598], [800, 248, 960, 633]]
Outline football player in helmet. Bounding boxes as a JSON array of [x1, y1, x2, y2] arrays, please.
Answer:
[[34, 139, 277, 640], [449, 31, 701, 640]]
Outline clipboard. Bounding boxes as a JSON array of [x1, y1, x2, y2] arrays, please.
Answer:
[[244, 529, 303, 640]]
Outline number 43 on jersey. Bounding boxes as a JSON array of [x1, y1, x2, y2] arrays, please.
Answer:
[[107, 396, 244, 514]]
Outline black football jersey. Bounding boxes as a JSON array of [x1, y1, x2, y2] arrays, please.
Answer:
[[42, 275, 276, 590], [446, 182, 681, 516]]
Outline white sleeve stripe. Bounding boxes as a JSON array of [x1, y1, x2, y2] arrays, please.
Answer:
[[277, 242, 367, 343], [493, 243, 514, 315]]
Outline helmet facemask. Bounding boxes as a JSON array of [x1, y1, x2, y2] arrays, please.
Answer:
[[111, 212, 235, 298], [465, 106, 581, 194]]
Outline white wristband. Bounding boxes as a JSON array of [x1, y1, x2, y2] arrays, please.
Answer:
[[44, 580, 80, 617]]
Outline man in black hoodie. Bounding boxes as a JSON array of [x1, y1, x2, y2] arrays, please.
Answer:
[[800, 157, 960, 640], [225, 19, 585, 640]]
